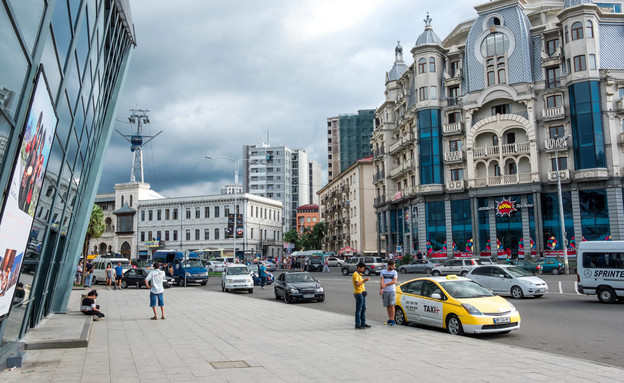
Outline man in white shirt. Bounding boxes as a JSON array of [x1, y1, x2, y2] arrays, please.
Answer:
[[379, 260, 398, 326], [145, 262, 166, 320]]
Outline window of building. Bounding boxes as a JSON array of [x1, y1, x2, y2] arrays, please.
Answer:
[[507, 132, 516, 144], [173, 230, 178, 241], [195, 207, 200, 219], [546, 38, 560, 56], [486, 16, 501, 27], [214, 228, 220, 239], [480, 32, 510, 57], [173, 208, 178, 220], [551, 156, 567, 171], [418, 58, 426, 73], [565, 26, 569, 43], [156, 231, 162, 240], [549, 125, 565, 139], [494, 164, 501, 176], [148, 210, 153, 221], [165, 231, 170, 241], [430, 86, 437, 100], [186, 230, 191, 241], [491, 104, 510, 115], [589, 54, 596, 70], [493, 135, 499, 146], [140, 232, 145, 241], [165, 209, 170, 220], [215, 206, 220, 217], [419, 87, 428, 101], [546, 66, 561, 88], [429, 57, 436, 72], [574, 55, 586, 72], [148, 231, 152, 241], [450, 168, 463, 181], [571, 21, 583, 40], [546, 94, 562, 108], [186, 208, 191, 219], [141, 211, 145, 221], [205, 206, 210, 218], [224, 206, 230, 216], [195, 229, 200, 240], [508, 162, 517, 175], [155, 210, 160, 221], [450, 61, 459, 76], [586, 20, 594, 38], [449, 140, 462, 152], [204, 229, 209, 240], [448, 111, 461, 124]]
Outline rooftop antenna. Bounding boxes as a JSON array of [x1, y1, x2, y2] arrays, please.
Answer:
[[116, 109, 162, 182]]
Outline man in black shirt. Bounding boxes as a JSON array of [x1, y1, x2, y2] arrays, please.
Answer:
[[81, 290, 105, 320]]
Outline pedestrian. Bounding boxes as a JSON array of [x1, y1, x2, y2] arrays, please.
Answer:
[[75, 261, 83, 284], [114, 262, 124, 290], [506, 247, 511, 260], [416, 251, 422, 260], [259, 262, 267, 289], [84, 259, 94, 287], [322, 257, 330, 273], [353, 262, 371, 329], [539, 249, 544, 260], [145, 262, 166, 320], [81, 290, 105, 321], [13, 282, 25, 304], [105, 263, 113, 287], [380, 259, 398, 326]]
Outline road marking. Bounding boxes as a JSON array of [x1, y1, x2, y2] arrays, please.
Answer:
[[559, 281, 562, 294]]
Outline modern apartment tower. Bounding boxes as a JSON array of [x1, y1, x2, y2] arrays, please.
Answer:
[[327, 109, 375, 181], [0, 0, 135, 361], [242, 144, 321, 232]]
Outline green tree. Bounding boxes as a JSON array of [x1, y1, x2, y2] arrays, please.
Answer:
[[310, 222, 327, 249], [81, 205, 106, 284], [284, 229, 300, 251]]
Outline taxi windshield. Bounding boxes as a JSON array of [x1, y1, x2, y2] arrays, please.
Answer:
[[440, 280, 494, 298]]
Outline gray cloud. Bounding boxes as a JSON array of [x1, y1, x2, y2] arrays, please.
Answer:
[[99, 0, 482, 196]]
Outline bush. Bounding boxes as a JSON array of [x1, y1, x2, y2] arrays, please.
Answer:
[[399, 253, 413, 265]]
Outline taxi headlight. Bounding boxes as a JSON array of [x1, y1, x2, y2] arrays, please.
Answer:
[[461, 303, 482, 315]]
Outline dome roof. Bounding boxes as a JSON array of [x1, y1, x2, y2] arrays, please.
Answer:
[[415, 13, 442, 47], [563, 0, 594, 9]]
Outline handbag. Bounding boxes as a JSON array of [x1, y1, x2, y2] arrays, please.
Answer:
[[362, 291, 368, 297]]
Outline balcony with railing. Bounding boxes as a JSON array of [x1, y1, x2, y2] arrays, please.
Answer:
[[373, 170, 385, 183], [547, 169, 571, 183], [374, 195, 386, 207], [389, 159, 414, 179], [542, 105, 565, 121], [443, 122, 463, 136], [389, 139, 403, 154], [471, 173, 537, 187], [444, 69, 463, 86], [541, 47, 562, 68], [444, 150, 464, 163], [472, 145, 499, 159], [501, 141, 531, 155], [544, 137, 568, 152], [373, 147, 385, 159], [446, 97, 462, 107], [446, 180, 465, 192]]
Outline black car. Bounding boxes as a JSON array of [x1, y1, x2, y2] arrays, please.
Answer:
[[121, 268, 173, 289], [304, 255, 324, 272], [274, 271, 325, 303]]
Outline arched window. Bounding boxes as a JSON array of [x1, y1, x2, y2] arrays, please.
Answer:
[[418, 58, 426, 74], [571, 22, 583, 40], [480, 32, 510, 57], [586, 20, 594, 38], [429, 57, 436, 72], [487, 17, 501, 27]]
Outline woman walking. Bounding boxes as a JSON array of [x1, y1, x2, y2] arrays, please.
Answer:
[[105, 263, 113, 288]]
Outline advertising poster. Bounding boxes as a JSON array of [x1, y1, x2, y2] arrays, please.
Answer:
[[235, 213, 243, 238], [226, 214, 234, 239], [0, 69, 57, 318]]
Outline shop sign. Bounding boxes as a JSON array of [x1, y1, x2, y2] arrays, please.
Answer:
[[477, 197, 534, 217]]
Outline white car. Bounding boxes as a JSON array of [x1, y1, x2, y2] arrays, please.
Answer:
[[205, 261, 225, 273], [221, 265, 254, 293], [466, 265, 548, 299]]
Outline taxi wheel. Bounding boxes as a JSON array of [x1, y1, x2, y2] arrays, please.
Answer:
[[446, 314, 463, 335], [511, 286, 524, 299], [394, 307, 407, 326]]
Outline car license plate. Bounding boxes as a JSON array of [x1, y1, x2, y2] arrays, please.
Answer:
[[493, 317, 510, 324], [303, 294, 314, 298]]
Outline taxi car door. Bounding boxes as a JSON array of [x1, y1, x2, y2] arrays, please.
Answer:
[[399, 280, 424, 322], [419, 280, 444, 327], [489, 266, 513, 294]]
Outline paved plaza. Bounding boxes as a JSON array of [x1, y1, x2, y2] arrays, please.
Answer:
[[1, 287, 622, 382]]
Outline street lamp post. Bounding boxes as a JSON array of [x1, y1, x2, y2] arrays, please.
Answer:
[[554, 135, 570, 274]]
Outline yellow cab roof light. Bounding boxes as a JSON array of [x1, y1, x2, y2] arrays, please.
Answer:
[[446, 275, 459, 280]]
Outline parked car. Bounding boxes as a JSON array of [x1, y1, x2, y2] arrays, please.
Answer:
[[398, 259, 438, 274], [221, 265, 253, 293], [204, 260, 225, 273], [505, 259, 543, 274], [121, 268, 174, 289], [466, 265, 548, 299], [537, 258, 564, 274], [431, 258, 486, 276], [274, 271, 325, 303], [341, 256, 384, 276], [247, 263, 274, 285], [304, 255, 324, 272], [326, 256, 343, 267], [394, 275, 521, 335], [250, 260, 276, 272]]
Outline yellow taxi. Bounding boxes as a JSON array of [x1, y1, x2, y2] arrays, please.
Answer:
[[394, 275, 521, 335]]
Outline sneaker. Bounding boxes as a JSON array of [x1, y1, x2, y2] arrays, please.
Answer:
[[389, 320, 395, 326], [384, 320, 391, 325], [362, 324, 371, 328], [92, 316, 99, 321], [355, 326, 364, 330], [150, 316, 158, 320]]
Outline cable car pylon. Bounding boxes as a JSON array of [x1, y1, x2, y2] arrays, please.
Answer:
[[116, 109, 162, 183]]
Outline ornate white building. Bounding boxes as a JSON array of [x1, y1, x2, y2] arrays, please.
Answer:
[[372, 0, 624, 257]]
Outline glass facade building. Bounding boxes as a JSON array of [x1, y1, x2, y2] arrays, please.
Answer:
[[0, 0, 135, 360]]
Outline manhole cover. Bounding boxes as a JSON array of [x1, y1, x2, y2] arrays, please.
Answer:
[[209, 360, 250, 369]]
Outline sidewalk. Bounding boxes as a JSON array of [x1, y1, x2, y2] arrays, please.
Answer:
[[1, 287, 622, 382]]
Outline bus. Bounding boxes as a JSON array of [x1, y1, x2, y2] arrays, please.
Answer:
[[196, 248, 232, 260], [577, 241, 624, 303]]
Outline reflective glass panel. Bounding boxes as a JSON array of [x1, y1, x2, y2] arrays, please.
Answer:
[[7, 0, 45, 56], [0, 6, 29, 119]]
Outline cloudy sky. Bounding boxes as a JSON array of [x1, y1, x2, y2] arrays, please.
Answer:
[[98, 0, 484, 197]]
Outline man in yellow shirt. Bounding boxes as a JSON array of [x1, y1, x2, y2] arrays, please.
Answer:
[[353, 262, 371, 329]]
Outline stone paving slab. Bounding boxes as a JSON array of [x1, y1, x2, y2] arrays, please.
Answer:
[[1, 287, 623, 382]]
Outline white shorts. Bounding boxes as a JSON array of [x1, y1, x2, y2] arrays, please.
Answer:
[[382, 291, 396, 307]]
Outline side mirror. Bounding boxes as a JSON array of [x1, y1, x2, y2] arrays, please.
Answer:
[[431, 293, 442, 300], [498, 274, 505, 278]]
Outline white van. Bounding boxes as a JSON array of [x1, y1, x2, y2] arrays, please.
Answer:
[[577, 241, 624, 303], [92, 256, 131, 285]]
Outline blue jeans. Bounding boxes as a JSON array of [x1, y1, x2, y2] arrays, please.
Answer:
[[260, 276, 266, 287], [85, 273, 92, 287], [354, 293, 366, 327]]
